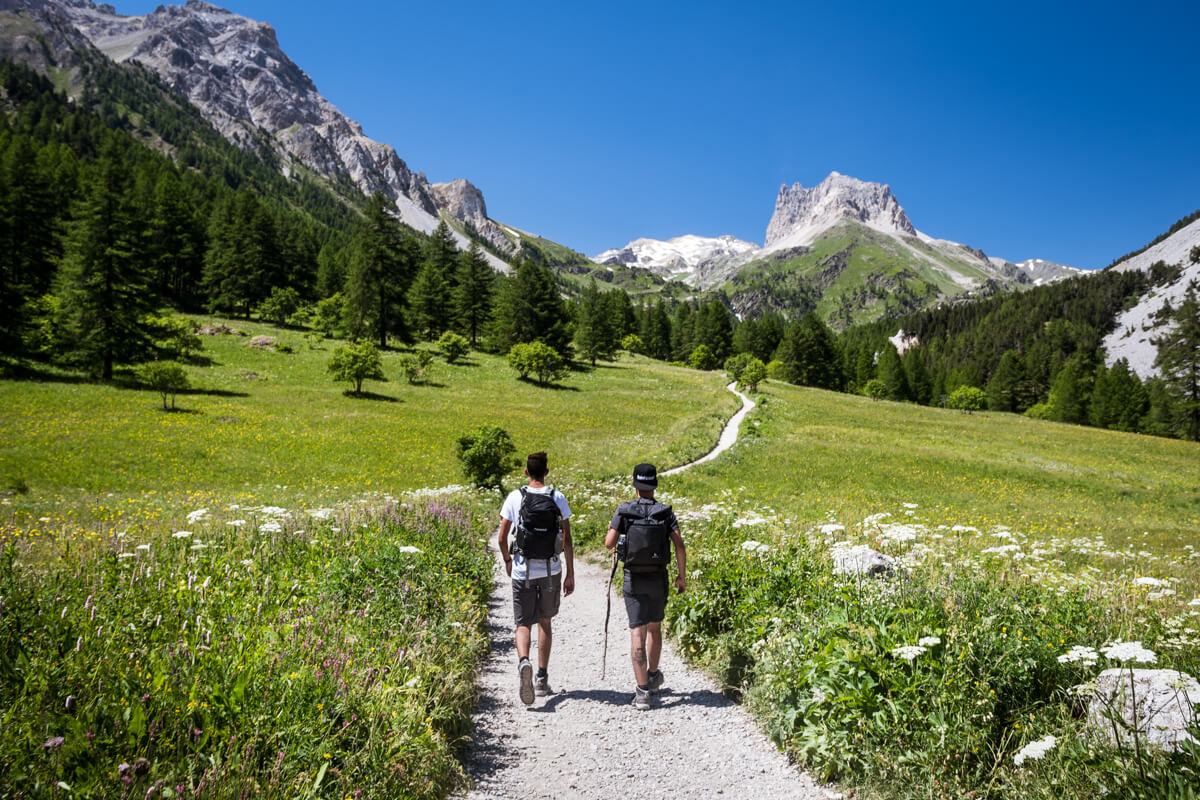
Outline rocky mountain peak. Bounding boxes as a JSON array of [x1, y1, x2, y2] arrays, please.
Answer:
[[38, 0, 510, 271], [763, 171, 916, 253], [430, 179, 513, 253]]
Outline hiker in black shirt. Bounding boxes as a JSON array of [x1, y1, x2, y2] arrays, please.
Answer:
[[605, 462, 686, 710]]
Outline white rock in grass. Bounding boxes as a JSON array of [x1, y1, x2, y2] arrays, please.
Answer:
[[1086, 668, 1200, 751], [831, 544, 896, 578]]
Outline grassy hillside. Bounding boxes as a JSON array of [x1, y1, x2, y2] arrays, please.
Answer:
[[724, 222, 994, 327], [0, 318, 736, 538]]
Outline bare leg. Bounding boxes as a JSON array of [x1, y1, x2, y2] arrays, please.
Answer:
[[516, 625, 531, 661], [537, 618, 552, 670], [629, 625, 649, 686], [646, 622, 663, 674]]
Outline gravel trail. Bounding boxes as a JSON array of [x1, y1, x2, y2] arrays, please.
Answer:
[[458, 383, 826, 799]]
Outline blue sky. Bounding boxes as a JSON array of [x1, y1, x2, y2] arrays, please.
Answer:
[[118, 0, 1198, 268]]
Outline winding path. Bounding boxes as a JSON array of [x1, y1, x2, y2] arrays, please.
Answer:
[[456, 381, 825, 800], [662, 381, 755, 476]]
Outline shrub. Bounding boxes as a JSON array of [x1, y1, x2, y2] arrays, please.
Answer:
[[400, 350, 434, 384], [621, 333, 645, 354], [313, 293, 345, 338], [507, 341, 567, 385], [766, 359, 787, 381], [148, 315, 203, 362], [327, 340, 385, 394], [456, 424, 517, 489], [436, 331, 470, 364], [725, 353, 754, 383], [137, 360, 190, 410], [947, 385, 987, 413], [257, 286, 301, 326], [740, 358, 767, 392], [688, 344, 719, 371], [863, 378, 888, 400]]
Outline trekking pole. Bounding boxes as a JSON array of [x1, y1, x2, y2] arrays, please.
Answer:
[[601, 549, 618, 680]]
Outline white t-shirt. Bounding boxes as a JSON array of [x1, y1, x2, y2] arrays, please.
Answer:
[[500, 485, 571, 580]]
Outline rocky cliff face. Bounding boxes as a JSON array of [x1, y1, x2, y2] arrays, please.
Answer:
[[430, 179, 514, 254], [763, 171, 916, 253], [30, 0, 510, 269]]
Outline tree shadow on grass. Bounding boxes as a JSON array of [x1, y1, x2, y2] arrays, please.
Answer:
[[343, 390, 400, 402], [408, 380, 447, 389], [153, 406, 202, 415], [515, 377, 579, 392]]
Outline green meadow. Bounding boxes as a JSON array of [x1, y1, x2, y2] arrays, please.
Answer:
[[3, 319, 1198, 799]]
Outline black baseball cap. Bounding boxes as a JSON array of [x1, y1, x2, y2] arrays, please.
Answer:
[[632, 463, 658, 490]]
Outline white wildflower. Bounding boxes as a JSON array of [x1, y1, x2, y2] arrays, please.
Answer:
[[185, 508, 209, 523], [397, 546, 422, 554], [740, 540, 770, 553], [1100, 640, 1157, 664], [918, 636, 941, 647], [891, 645, 927, 661], [226, 519, 246, 527], [1014, 735, 1057, 766], [258, 521, 283, 533], [172, 531, 192, 539], [819, 523, 845, 535], [136, 544, 150, 551], [1190, 598, 1200, 607], [260, 506, 288, 516], [240, 559, 253, 567], [1056, 645, 1099, 665], [1134, 577, 1168, 588], [117, 553, 136, 559], [902, 503, 918, 509]]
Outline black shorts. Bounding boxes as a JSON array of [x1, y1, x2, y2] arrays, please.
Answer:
[[512, 573, 562, 627], [623, 570, 668, 628]]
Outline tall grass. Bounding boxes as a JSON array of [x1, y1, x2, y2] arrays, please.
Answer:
[[0, 499, 493, 798]]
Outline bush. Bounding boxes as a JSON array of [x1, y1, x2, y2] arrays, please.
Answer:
[[436, 331, 470, 364], [257, 286, 302, 326], [766, 359, 787, 381], [327, 340, 385, 394], [507, 342, 567, 385], [313, 293, 345, 338], [740, 358, 767, 392], [947, 385, 987, 413], [863, 378, 888, 400], [688, 344, 719, 371], [148, 315, 203, 362], [137, 361, 190, 410], [456, 424, 517, 489], [621, 333, 645, 354], [400, 350, 434, 384], [725, 353, 754, 383]]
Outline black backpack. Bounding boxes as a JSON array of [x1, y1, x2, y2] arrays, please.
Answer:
[[618, 500, 673, 573], [514, 487, 562, 560]]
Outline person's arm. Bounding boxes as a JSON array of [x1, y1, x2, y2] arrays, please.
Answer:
[[561, 519, 575, 596], [604, 526, 620, 551], [669, 527, 686, 594], [498, 518, 513, 577]]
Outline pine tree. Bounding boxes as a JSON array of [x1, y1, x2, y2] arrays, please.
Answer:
[[1153, 281, 1200, 440], [410, 257, 450, 340], [147, 171, 203, 310], [670, 302, 695, 362], [56, 155, 156, 380], [639, 299, 672, 360], [1046, 353, 1092, 424], [575, 279, 617, 365], [488, 261, 571, 358], [903, 348, 933, 405], [342, 193, 412, 346], [454, 243, 494, 346], [693, 299, 733, 361], [777, 313, 843, 390], [425, 220, 459, 291], [875, 343, 909, 400], [986, 349, 1026, 412]]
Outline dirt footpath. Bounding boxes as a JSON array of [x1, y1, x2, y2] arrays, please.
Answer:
[[456, 548, 829, 800]]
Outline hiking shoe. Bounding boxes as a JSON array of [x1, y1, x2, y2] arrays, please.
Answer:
[[534, 675, 552, 696], [632, 686, 651, 711], [648, 670, 665, 693], [518, 659, 534, 705]]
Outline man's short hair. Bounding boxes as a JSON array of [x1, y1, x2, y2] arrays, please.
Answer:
[[526, 451, 548, 480]]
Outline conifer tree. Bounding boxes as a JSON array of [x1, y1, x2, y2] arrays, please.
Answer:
[[903, 348, 933, 405], [876, 342, 909, 400], [1153, 281, 1200, 440], [777, 313, 843, 390], [454, 243, 494, 346], [670, 302, 695, 362], [986, 349, 1027, 412], [410, 257, 450, 340], [57, 155, 156, 380], [575, 279, 617, 365], [147, 171, 203, 309], [342, 193, 412, 346], [639, 299, 672, 360], [693, 299, 733, 361], [425, 220, 459, 291], [488, 261, 571, 358]]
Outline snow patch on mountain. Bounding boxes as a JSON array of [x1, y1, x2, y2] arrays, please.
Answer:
[[593, 234, 760, 284]]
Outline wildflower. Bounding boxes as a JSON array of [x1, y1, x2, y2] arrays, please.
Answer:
[[1100, 640, 1157, 664], [186, 509, 209, 523], [172, 531, 192, 539], [918, 636, 941, 647], [41, 736, 64, 750], [227, 520, 246, 527], [740, 540, 770, 553], [136, 544, 150, 551], [1133, 577, 1168, 588], [1057, 645, 1099, 665], [397, 546, 422, 554], [891, 645, 927, 661], [1013, 735, 1057, 766], [902, 503, 918, 509], [258, 521, 283, 533]]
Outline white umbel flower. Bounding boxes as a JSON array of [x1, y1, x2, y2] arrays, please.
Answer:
[[1100, 640, 1157, 664], [1014, 735, 1057, 766]]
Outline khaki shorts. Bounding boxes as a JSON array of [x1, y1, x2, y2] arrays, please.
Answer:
[[512, 573, 562, 627]]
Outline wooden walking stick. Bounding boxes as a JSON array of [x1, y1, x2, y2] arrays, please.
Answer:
[[601, 549, 618, 680]]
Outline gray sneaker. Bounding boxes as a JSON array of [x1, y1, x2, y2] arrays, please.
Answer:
[[534, 675, 552, 696], [518, 659, 534, 705], [632, 685, 651, 711], [647, 670, 665, 693]]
